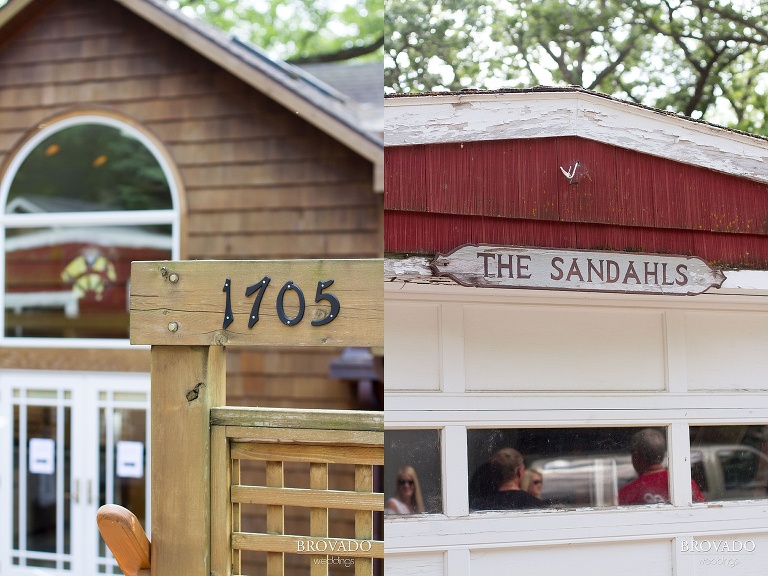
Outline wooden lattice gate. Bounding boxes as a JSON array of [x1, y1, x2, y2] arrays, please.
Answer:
[[102, 259, 383, 576]]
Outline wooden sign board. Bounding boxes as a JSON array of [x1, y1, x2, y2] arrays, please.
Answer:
[[432, 245, 726, 295], [130, 259, 383, 347]]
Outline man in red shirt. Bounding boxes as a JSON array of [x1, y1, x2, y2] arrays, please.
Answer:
[[619, 428, 705, 505]]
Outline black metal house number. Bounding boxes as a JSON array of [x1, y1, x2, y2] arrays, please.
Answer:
[[222, 277, 340, 329]]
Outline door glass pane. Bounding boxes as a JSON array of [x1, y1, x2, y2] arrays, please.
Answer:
[[5, 225, 171, 338], [690, 424, 768, 502], [7, 123, 172, 212], [13, 400, 71, 570], [98, 403, 148, 574]]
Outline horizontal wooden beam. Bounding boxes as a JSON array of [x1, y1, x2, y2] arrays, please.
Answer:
[[231, 442, 383, 466], [223, 426, 383, 446], [212, 406, 383, 432], [232, 533, 384, 558], [231, 485, 384, 511], [130, 259, 383, 347]]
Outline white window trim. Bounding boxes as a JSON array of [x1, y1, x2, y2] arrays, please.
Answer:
[[0, 114, 182, 349], [384, 282, 768, 575]]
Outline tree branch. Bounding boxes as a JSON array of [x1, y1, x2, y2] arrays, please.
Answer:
[[288, 36, 384, 64]]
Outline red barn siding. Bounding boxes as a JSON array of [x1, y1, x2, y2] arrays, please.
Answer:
[[385, 137, 768, 268]]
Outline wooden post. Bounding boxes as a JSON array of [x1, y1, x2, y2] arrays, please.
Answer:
[[150, 345, 226, 576], [129, 259, 383, 576]]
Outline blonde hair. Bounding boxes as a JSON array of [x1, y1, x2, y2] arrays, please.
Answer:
[[521, 468, 543, 492], [397, 466, 425, 513]]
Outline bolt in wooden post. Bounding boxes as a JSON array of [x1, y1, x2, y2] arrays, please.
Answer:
[[150, 345, 226, 576]]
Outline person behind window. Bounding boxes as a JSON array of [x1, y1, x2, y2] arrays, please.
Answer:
[[476, 448, 547, 510], [618, 428, 705, 505], [522, 468, 544, 499], [386, 466, 424, 515], [469, 461, 496, 510]]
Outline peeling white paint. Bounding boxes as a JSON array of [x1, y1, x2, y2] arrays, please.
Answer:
[[385, 90, 768, 185]]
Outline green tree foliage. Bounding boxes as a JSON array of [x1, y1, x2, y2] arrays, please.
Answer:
[[172, 0, 384, 63], [385, 0, 768, 134]]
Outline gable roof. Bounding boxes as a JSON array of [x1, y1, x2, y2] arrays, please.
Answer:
[[299, 61, 384, 108], [0, 0, 384, 190], [385, 87, 768, 186], [298, 61, 384, 135]]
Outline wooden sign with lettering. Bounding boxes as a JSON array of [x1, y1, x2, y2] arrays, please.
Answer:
[[431, 245, 726, 295], [130, 259, 383, 347]]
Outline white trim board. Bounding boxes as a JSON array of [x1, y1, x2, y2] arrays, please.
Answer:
[[384, 90, 768, 185]]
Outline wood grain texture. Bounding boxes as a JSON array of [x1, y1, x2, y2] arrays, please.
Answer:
[[231, 485, 382, 510], [309, 462, 329, 576], [150, 345, 226, 576], [211, 408, 383, 571], [213, 406, 383, 432], [210, 426, 231, 576], [266, 459, 285, 576], [232, 533, 383, 558], [130, 260, 383, 347], [0, 0, 381, 275], [225, 426, 382, 446], [354, 464, 374, 576], [231, 443, 383, 466]]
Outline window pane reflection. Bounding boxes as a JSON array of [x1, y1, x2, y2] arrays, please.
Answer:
[[468, 427, 678, 510], [691, 425, 768, 502], [7, 123, 172, 212], [5, 225, 171, 338], [384, 430, 442, 514]]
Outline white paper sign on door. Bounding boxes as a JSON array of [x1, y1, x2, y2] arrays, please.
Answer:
[[116, 441, 144, 478], [29, 438, 55, 475]]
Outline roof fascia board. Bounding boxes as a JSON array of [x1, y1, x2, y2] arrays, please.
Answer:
[[0, 0, 29, 26], [111, 0, 383, 179], [385, 91, 768, 185], [0, 0, 38, 29]]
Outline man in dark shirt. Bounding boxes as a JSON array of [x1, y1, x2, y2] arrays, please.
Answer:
[[478, 447, 546, 510]]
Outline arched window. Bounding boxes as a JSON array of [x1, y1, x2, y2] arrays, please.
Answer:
[[0, 113, 181, 344]]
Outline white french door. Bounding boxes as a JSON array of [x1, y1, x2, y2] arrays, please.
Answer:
[[0, 371, 150, 575]]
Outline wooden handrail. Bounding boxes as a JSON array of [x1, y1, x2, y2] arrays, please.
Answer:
[[96, 504, 151, 576]]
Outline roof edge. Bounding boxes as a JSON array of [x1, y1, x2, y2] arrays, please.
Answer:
[[384, 88, 768, 185], [0, 0, 383, 182], [114, 0, 382, 164]]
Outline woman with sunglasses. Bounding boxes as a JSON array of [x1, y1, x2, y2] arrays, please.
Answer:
[[386, 466, 425, 514], [522, 468, 544, 500]]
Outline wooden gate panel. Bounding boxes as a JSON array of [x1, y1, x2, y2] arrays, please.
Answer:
[[211, 407, 384, 576]]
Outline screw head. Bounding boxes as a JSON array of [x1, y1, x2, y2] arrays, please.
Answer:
[[169, 272, 179, 283], [168, 321, 179, 332]]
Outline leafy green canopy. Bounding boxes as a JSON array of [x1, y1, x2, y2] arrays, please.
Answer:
[[171, 0, 384, 63], [385, 0, 768, 135]]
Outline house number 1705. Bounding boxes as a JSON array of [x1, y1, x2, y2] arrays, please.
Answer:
[[222, 277, 340, 329]]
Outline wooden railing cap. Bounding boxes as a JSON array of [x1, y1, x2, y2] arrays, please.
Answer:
[[96, 504, 151, 576]]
